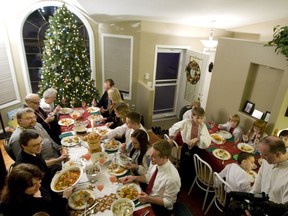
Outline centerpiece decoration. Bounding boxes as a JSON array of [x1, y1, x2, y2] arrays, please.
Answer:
[[86, 132, 102, 153]]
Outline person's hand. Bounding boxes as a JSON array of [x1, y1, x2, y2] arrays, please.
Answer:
[[54, 105, 61, 114], [58, 153, 69, 162], [139, 192, 149, 204], [126, 163, 138, 170], [120, 143, 127, 153], [188, 137, 198, 148], [245, 210, 252, 216], [120, 175, 135, 184], [100, 107, 105, 113], [33, 189, 41, 198], [45, 115, 55, 123], [62, 186, 74, 199]]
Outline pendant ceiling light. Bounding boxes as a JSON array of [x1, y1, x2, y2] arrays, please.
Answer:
[[201, 28, 218, 48]]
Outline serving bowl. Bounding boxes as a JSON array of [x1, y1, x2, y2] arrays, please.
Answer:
[[111, 198, 135, 216], [84, 163, 101, 183]]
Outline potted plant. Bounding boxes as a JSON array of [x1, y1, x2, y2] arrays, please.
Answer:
[[265, 25, 288, 60]]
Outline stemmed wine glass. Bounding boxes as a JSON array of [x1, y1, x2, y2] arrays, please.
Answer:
[[109, 175, 117, 190], [96, 182, 104, 196]]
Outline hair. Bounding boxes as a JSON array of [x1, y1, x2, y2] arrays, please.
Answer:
[[249, 119, 267, 137], [229, 114, 240, 125], [191, 106, 205, 117], [16, 107, 35, 120], [105, 79, 115, 87], [114, 102, 130, 123], [126, 111, 141, 124], [1, 163, 44, 204], [43, 88, 57, 98], [108, 87, 123, 103], [152, 140, 172, 158], [237, 152, 254, 165], [260, 136, 286, 154], [279, 129, 288, 138], [24, 93, 39, 104], [191, 100, 201, 108], [19, 129, 40, 147], [130, 129, 150, 164]]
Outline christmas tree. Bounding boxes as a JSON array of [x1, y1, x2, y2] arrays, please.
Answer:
[[38, 4, 99, 107]]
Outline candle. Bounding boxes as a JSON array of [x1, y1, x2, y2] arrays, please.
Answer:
[[91, 119, 94, 132]]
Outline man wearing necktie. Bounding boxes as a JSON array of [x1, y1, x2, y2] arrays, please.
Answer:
[[121, 140, 181, 216]]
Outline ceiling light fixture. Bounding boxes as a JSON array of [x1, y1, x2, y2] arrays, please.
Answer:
[[201, 28, 218, 49]]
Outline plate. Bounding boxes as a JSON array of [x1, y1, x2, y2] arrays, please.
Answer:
[[258, 158, 263, 166], [116, 183, 141, 201], [247, 170, 257, 182], [86, 107, 100, 113], [58, 118, 75, 126], [68, 189, 95, 210], [212, 149, 231, 160], [95, 128, 109, 136], [58, 108, 73, 114], [50, 165, 83, 193], [217, 130, 232, 139], [103, 139, 120, 151], [237, 143, 254, 153], [61, 136, 81, 147], [88, 114, 104, 122], [63, 159, 85, 169], [211, 133, 226, 145], [91, 152, 109, 164], [107, 163, 128, 176]]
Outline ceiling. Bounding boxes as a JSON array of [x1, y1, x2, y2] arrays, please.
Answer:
[[73, 0, 288, 30]]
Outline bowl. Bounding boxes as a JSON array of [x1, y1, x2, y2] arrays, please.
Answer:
[[50, 165, 83, 193], [84, 163, 101, 183], [73, 125, 88, 134], [111, 198, 135, 216]]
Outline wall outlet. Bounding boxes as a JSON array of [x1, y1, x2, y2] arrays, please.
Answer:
[[145, 73, 150, 80]]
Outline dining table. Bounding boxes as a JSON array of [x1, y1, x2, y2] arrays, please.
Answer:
[[56, 107, 156, 216]]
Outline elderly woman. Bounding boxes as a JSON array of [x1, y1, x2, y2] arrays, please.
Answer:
[[40, 88, 61, 115], [0, 163, 73, 216]]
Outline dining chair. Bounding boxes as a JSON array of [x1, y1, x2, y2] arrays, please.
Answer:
[[188, 154, 214, 211], [164, 134, 180, 168], [3, 138, 16, 161], [204, 172, 233, 215]]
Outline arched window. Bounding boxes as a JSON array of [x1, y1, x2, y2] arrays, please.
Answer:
[[21, 4, 94, 93]]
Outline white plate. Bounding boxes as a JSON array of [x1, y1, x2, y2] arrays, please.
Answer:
[[58, 108, 73, 114], [212, 149, 231, 160], [50, 165, 83, 193], [62, 159, 85, 169], [247, 170, 257, 182], [103, 139, 121, 151], [58, 118, 75, 126], [237, 143, 255, 153], [86, 107, 100, 113], [107, 163, 128, 176], [61, 136, 81, 147], [211, 133, 226, 145], [68, 189, 95, 210], [217, 130, 232, 139], [91, 152, 109, 164], [116, 183, 141, 201]]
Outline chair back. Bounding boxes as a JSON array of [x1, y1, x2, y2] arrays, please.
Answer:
[[213, 172, 233, 209], [3, 138, 16, 161], [194, 154, 213, 187], [164, 134, 181, 168]]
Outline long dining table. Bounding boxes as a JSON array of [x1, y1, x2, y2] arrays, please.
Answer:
[[57, 107, 156, 216]]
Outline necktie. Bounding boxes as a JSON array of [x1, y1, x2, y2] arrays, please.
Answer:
[[145, 167, 158, 195]]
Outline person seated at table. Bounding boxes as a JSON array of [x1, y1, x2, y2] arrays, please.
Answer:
[[278, 129, 288, 151], [121, 140, 181, 216], [182, 100, 201, 120], [40, 88, 61, 115], [102, 87, 123, 129], [218, 114, 243, 142], [105, 111, 148, 150], [24, 93, 61, 144], [217, 152, 255, 192], [0, 163, 73, 216], [125, 129, 151, 175], [169, 106, 211, 186], [15, 129, 68, 188], [245, 119, 268, 145]]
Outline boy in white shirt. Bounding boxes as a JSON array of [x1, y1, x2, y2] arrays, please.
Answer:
[[279, 129, 288, 151]]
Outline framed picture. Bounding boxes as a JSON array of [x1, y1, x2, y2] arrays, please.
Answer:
[[252, 109, 264, 119], [263, 111, 271, 122], [242, 101, 255, 115]]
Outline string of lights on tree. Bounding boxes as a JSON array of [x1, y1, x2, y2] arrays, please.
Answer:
[[38, 4, 99, 107]]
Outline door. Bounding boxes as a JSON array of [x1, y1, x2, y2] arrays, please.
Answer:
[[153, 47, 210, 120]]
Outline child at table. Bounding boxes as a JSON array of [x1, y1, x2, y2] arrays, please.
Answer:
[[217, 152, 255, 192], [218, 114, 243, 143], [278, 129, 288, 151]]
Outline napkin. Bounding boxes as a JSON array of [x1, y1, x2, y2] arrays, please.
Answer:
[[207, 147, 216, 152], [59, 132, 74, 139]]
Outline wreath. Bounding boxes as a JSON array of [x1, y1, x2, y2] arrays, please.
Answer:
[[185, 60, 201, 85]]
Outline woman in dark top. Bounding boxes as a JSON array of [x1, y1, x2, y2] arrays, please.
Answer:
[[0, 163, 73, 216]]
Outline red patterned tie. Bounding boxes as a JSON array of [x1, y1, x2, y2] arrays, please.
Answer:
[[145, 167, 158, 195]]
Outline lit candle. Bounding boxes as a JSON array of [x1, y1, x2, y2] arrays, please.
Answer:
[[91, 119, 94, 132]]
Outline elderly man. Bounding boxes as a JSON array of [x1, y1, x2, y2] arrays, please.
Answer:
[[24, 93, 61, 144], [121, 140, 181, 216], [8, 108, 68, 172], [253, 136, 288, 203]]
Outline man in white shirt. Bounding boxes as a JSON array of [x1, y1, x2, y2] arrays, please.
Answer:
[[253, 136, 288, 203], [122, 140, 181, 216]]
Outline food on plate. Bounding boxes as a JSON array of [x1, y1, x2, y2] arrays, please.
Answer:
[[218, 130, 232, 139], [104, 139, 119, 151], [85, 164, 101, 176], [96, 128, 108, 136], [116, 184, 139, 200], [68, 190, 95, 210], [59, 108, 73, 114], [238, 143, 254, 153], [91, 152, 109, 163], [213, 149, 231, 160], [111, 198, 135, 216], [82, 132, 102, 143], [211, 134, 225, 144], [54, 169, 81, 191], [73, 125, 87, 133], [58, 118, 74, 126], [247, 170, 257, 182], [61, 136, 80, 146], [63, 160, 84, 169], [107, 163, 127, 175], [87, 107, 100, 113]]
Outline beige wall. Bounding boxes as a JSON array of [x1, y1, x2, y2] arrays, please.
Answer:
[[205, 37, 288, 135]]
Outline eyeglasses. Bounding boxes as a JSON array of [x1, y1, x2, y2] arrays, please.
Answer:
[[28, 141, 43, 148]]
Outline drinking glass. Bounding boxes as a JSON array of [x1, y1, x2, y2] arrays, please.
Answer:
[[96, 182, 104, 196], [109, 175, 117, 189], [98, 157, 106, 165], [242, 135, 249, 143]]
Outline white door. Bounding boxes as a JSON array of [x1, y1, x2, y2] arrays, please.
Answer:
[[153, 47, 210, 120]]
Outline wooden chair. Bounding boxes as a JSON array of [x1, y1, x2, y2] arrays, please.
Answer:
[[204, 172, 233, 215], [164, 134, 180, 168], [3, 138, 16, 161], [188, 154, 214, 211]]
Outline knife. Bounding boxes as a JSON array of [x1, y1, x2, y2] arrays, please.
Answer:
[[80, 201, 99, 216]]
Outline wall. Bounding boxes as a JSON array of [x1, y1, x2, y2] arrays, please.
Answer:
[[205, 37, 288, 134]]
